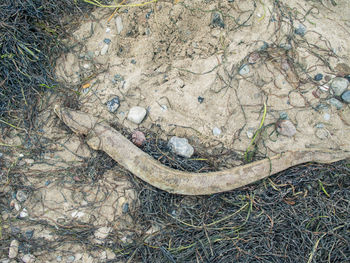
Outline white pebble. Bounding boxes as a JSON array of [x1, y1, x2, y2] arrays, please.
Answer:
[[115, 16, 123, 34], [106, 27, 111, 33], [246, 128, 255, 139], [8, 240, 19, 259], [168, 136, 194, 158], [323, 113, 330, 121], [127, 106, 147, 124], [19, 208, 28, 218], [212, 127, 221, 136], [94, 227, 112, 240], [100, 44, 109, 56], [22, 254, 35, 263]]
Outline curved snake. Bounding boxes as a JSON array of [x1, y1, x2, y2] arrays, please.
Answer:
[[54, 105, 350, 195]]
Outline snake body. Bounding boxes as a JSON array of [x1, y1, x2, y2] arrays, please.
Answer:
[[54, 105, 350, 195]]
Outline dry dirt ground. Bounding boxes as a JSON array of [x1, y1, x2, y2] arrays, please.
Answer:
[[1, 0, 350, 262]]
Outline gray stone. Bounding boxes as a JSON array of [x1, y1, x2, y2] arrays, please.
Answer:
[[168, 136, 194, 158], [56, 256, 62, 262], [106, 97, 120, 113], [127, 106, 147, 124], [211, 12, 225, 28], [328, 98, 343, 110], [341, 90, 350, 103], [280, 43, 292, 50], [115, 16, 123, 34], [103, 38, 111, 44], [16, 190, 27, 202], [239, 64, 250, 75], [295, 24, 306, 36], [276, 120, 296, 137], [8, 240, 19, 259], [330, 77, 349, 96], [21, 254, 35, 263], [212, 127, 221, 136]]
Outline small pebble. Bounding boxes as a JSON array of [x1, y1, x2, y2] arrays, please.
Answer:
[[168, 136, 194, 158], [160, 104, 167, 111], [25, 230, 34, 240], [19, 208, 28, 218], [345, 75, 350, 82], [211, 12, 225, 28], [279, 112, 288, 120], [67, 256, 75, 263], [122, 203, 129, 213], [56, 256, 62, 262], [106, 27, 111, 33], [280, 43, 292, 50], [276, 120, 296, 137], [260, 42, 269, 51], [318, 85, 329, 92], [115, 16, 123, 34], [8, 240, 19, 259], [239, 64, 250, 75], [131, 59, 136, 64], [315, 123, 324, 129], [0, 152, 3, 158], [314, 73, 323, 81], [198, 96, 204, 103], [21, 254, 35, 263], [316, 128, 329, 140], [100, 44, 109, 56], [94, 227, 112, 240], [16, 190, 27, 202], [248, 53, 260, 64], [131, 130, 146, 147], [106, 97, 120, 113], [341, 90, 350, 103], [330, 77, 349, 96], [281, 60, 290, 71], [323, 113, 330, 121], [113, 74, 124, 82], [246, 128, 254, 139], [328, 98, 343, 110], [103, 38, 111, 44], [127, 106, 147, 124], [212, 127, 222, 136], [295, 24, 306, 36]]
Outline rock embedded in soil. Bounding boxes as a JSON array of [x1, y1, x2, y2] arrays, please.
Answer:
[[276, 120, 296, 137], [168, 136, 194, 158], [127, 106, 147, 124], [330, 77, 349, 96], [106, 97, 120, 113], [341, 90, 350, 103], [131, 130, 146, 147], [8, 240, 19, 259], [328, 98, 343, 110]]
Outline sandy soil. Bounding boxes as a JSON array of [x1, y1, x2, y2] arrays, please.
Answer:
[[1, 0, 350, 262]]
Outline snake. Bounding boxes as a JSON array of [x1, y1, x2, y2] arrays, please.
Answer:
[[54, 105, 350, 195]]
